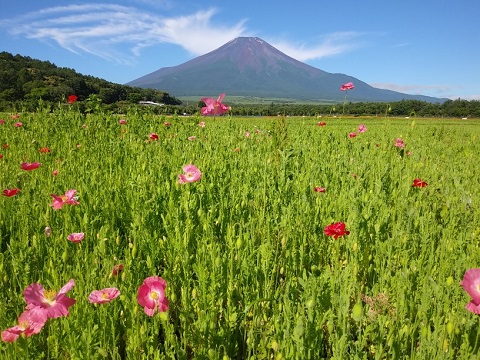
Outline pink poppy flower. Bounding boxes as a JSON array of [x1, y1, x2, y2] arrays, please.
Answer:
[[45, 226, 51, 237], [314, 187, 326, 193], [340, 82, 354, 91], [198, 121, 206, 127], [2, 188, 20, 197], [137, 276, 169, 316], [412, 178, 428, 188], [394, 138, 405, 148], [317, 121, 326, 127], [1, 306, 48, 342], [201, 93, 229, 116], [178, 164, 202, 184], [50, 189, 80, 210], [68, 95, 78, 104], [324, 222, 350, 239], [149, 133, 159, 141], [23, 279, 76, 319], [244, 131, 251, 138], [358, 124, 367, 133], [21, 162, 41, 171], [118, 119, 127, 125], [0, 119, 5, 125], [88, 288, 120, 304], [406, 151, 412, 156], [349, 132, 357, 138], [188, 136, 196, 141], [112, 263, 124, 276], [462, 268, 480, 314], [67, 233, 84, 243], [52, 169, 59, 176], [14, 122, 23, 127]]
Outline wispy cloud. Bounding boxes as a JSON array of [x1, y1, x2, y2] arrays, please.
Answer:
[[370, 82, 464, 99], [1, 4, 247, 64], [1, 4, 365, 64], [271, 32, 365, 61]]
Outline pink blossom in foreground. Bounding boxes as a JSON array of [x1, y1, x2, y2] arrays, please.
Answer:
[[21, 162, 41, 171], [340, 82, 355, 91], [2, 188, 20, 197], [461, 268, 480, 314], [137, 276, 169, 316], [394, 138, 405, 148], [358, 124, 367, 133], [50, 189, 80, 210], [23, 279, 76, 319], [67, 233, 84, 243], [88, 288, 120, 304], [1, 306, 48, 342], [201, 93, 229, 116], [178, 164, 202, 184], [324, 222, 350, 239]]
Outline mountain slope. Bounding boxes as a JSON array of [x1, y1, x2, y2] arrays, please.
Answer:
[[127, 37, 443, 103]]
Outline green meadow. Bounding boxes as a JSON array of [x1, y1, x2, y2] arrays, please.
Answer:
[[1, 108, 480, 359]]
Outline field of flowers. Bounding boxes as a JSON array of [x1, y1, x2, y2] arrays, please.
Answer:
[[1, 104, 480, 359]]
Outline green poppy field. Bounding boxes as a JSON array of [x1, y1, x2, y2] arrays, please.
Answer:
[[1, 108, 480, 359]]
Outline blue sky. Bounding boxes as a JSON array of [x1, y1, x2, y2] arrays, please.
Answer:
[[1, 0, 479, 100]]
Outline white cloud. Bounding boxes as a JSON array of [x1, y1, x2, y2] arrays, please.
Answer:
[[271, 32, 365, 61], [1, 4, 365, 65], [2, 4, 247, 64]]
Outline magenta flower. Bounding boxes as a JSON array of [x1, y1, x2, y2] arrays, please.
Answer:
[[137, 276, 169, 316], [21, 162, 41, 171], [149, 133, 159, 141], [461, 269, 480, 314], [14, 122, 23, 127], [358, 124, 367, 133], [2, 188, 20, 197], [201, 93, 229, 116], [324, 222, 350, 239], [23, 279, 76, 319], [340, 82, 355, 91], [50, 189, 80, 210], [394, 138, 405, 148], [67, 233, 84, 243], [178, 164, 202, 184], [118, 119, 127, 125], [88, 288, 120, 304], [1, 306, 48, 342]]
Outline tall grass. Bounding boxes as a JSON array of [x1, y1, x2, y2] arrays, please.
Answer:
[[1, 108, 480, 359]]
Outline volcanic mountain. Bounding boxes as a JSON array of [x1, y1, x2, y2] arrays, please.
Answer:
[[127, 37, 442, 103]]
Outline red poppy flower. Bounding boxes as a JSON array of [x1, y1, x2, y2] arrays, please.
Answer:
[[349, 132, 357, 138], [412, 178, 428, 188], [2, 188, 20, 197], [317, 121, 326, 126], [324, 222, 350, 239], [0, 154, 3, 159], [2, 144, 8, 149], [14, 122, 23, 127], [112, 264, 124, 276], [68, 95, 78, 104], [314, 187, 326, 193], [149, 133, 159, 141], [38, 147, 51, 153], [21, 162, 41, 171]]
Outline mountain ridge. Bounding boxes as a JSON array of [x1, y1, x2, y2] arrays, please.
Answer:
[[127, 37, 445, 103]]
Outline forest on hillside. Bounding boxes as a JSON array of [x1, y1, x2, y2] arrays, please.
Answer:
[[1, 51, 479, 117]]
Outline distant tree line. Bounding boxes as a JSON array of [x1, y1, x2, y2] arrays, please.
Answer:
[[0, 52, 181, 112], [1, 51, 479, 118]]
